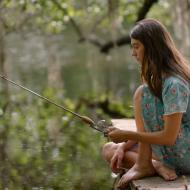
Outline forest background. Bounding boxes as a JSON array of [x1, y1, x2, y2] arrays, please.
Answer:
[[0, 0, 190, 189]]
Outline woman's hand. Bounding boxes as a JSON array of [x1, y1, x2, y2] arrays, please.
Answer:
[[110, 144, 125, 173], [105, 127, 129, 143]]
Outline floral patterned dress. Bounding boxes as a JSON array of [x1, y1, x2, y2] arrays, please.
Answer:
[[141, 75, 190, 175]]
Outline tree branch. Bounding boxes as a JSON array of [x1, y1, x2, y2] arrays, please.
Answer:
[[100, 0, 158, 53], [136, 0, 158, 21], [51, 0, 106, 48], [5, 12, 41, 35], [51, 0, 158, 54], [51, 0, 85, 41]]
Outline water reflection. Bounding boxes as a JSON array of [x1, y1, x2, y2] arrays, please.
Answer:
[[6, 32, 140, 101]]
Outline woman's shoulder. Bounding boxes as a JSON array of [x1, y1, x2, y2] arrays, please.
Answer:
[[162, 75, 190, 95], [163, 75, 189, 87]]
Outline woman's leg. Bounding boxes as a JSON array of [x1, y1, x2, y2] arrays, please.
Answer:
[[105, 86, 155, 189], [121, 86, 156, 179], [102, 142, 138, 171], [117, 143, 155, 189], [152, 158, 177, 181], [116, 86, 158, 188], [128, 85, 177, 182], [103, 85, 177, 189]]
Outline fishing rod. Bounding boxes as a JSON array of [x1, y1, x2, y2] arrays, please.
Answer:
[[0, 75, 109, 133]]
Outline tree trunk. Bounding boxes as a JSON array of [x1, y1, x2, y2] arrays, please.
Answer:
[[45, 37, 64, 96], [0, 18, 11, 189], [173, 0, 190, 56], [0, 19, 10, 110]]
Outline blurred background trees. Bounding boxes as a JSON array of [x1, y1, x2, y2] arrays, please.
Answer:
[[0, 0, 189, 189]]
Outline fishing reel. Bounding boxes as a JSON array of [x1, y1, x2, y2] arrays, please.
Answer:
[[95, 119, 113, 133]]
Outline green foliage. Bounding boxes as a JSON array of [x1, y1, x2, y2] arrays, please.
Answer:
[[109, 100, 134, 118], [147, 0, 172, 27], [0, 88, 116, 189], [1, 0, 172, 36]]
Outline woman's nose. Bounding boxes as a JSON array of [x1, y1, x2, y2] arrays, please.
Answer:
[[131, 49, 137, 57]]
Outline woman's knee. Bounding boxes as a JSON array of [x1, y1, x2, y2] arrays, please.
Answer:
[[101, 142, 118, 162]]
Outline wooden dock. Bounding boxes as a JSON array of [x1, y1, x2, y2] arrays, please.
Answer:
[[111, 119, 190, 190], [130, 176, 190, 189]]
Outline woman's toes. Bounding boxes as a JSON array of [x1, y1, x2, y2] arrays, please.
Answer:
[[169, 173, 177, 180], [154, 161, 177, 181]]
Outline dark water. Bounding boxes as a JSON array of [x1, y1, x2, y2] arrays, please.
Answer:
[[5, 31, 140, 102]]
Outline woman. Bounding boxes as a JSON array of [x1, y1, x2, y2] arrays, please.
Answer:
[[102, 18, 190, 189]]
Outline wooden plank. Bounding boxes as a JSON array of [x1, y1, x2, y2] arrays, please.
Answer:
[[131, 176, 190, 190], [111, 119, 136, 131]]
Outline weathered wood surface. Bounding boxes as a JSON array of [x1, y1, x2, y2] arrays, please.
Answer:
[[111, 119, 136, 131], [131, 176, 190, 190], [111, 119, 190, 190]]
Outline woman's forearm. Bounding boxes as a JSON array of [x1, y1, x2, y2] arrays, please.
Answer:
[[123, 130, 175, 146]]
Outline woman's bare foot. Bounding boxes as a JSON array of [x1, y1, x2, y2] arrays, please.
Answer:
[[153, 160, 177, 181], [116, 163, 155, 189]]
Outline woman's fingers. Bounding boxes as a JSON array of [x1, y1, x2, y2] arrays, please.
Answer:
[[110, 147, 125, 173], [108, 128, 124, 143], [117, 175, 126, 189], [110, 156, 118, 172], [117, 154, 124, 169], [105, 127, 128, 143], [104, 127, 117, 137]]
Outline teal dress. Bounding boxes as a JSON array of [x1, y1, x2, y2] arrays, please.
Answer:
[[141, 76, 190, 175]]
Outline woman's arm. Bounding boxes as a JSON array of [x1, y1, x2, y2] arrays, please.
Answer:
[[108, 112, 183, 146]]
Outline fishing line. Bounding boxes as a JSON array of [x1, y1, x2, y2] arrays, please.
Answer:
[[0, 75, 106, 133]]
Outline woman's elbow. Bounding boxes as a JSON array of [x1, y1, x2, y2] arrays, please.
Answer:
[[164, 138, 176, 146], [161, 131, 177, 146]]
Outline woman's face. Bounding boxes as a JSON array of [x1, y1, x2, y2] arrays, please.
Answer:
[[131, 38, 144, 64]]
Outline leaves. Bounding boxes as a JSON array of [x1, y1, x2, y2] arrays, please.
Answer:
[[0, 87, 114, 189]]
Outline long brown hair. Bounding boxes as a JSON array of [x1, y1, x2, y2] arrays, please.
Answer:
[[130, 18, 190, 99]]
